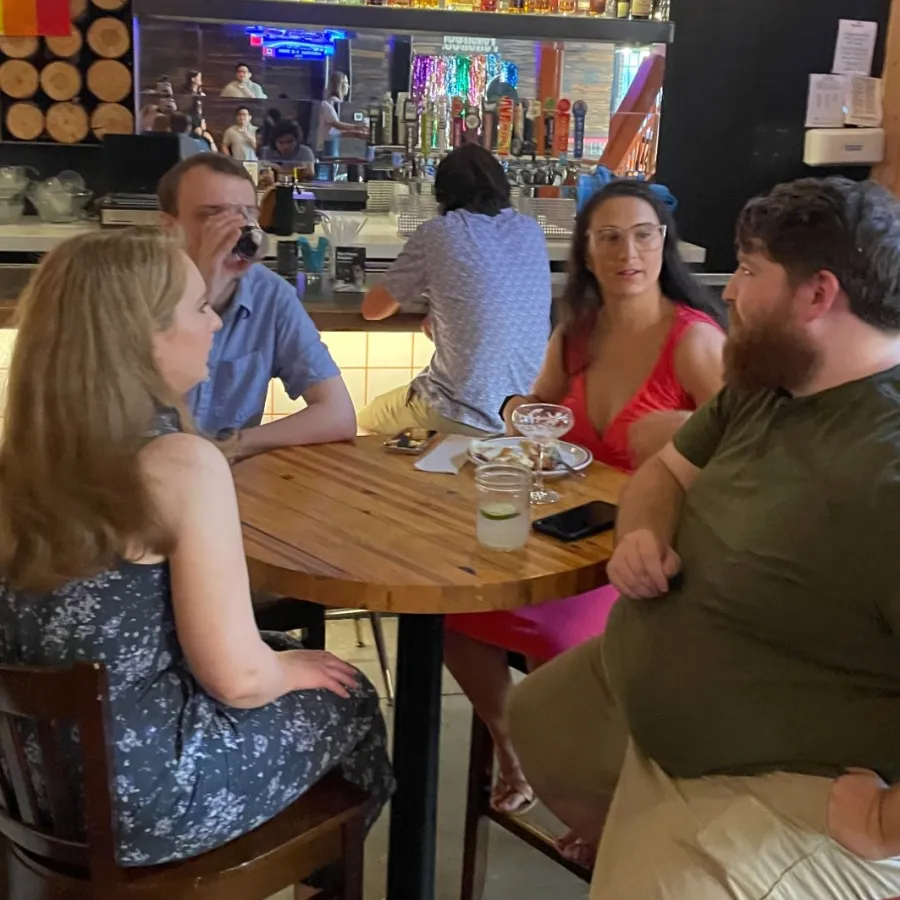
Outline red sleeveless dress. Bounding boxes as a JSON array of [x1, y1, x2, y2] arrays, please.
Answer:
[[445, 305, 722, 662]]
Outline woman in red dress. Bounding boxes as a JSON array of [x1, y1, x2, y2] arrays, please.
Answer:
[[444, 180, 727, 845]]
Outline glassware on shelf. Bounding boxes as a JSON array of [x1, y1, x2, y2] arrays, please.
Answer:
[[475, 465, 531, 552], [532, 0, 552, 12], [511, 403, 575, 505]]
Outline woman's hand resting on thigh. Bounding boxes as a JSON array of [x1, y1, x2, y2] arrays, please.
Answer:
[[827, 769, 892, 860], [282, 650, 360, 699]]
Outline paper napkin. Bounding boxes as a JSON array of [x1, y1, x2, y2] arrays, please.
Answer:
[[414, 435, 474, 474]]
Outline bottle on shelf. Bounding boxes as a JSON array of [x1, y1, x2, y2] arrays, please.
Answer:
[[387, 0, 411, 7], [616, 0, 630, 16], [449, 0, 476, 9], [507, 0, 526, 12], [365, 0, 386, 6], [630, 0, 652, 18], [557, 0, 576, 13], [652, 0, 669, 18], [588, 0, 606, 11], [481, 0, 498, 11], [533, 0, 552, 13]]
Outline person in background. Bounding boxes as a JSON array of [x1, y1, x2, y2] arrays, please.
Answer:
[[158, 153, 356, 457], [315, 70, 367, 159], [221, 62, 267, 100], [260, 118, 315, 175], [169, 111, 208, 155], [151, 114, 171, 133], [508, 177, 900, 900], [443, 180, 725, 836], [359, 143, 552, 435], [183, 68, 205, 96], [0, 227, 393, 867], [221, 107, 258, 162], [139, 103, 159, 133], [186, 102, 216, 152]]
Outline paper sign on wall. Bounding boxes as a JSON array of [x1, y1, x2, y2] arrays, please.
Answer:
[[832, 20, 877, 76], [845, 76, 883, 127], [805, 74, 847, 128]]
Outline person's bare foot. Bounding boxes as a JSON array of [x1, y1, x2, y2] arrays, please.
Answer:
[[555, 830, 597, 870]]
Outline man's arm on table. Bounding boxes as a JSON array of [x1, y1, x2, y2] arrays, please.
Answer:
[[236, 375, 355, 457], [609, 389, 730, 598], [235, 281, 356, 457], [361, 226, 430, 321]]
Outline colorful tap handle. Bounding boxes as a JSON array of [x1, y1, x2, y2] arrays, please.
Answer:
[[482, 100, 497, 152], [572, 100, 588, 160], [450, 96, 465, 149], [464, 103, 481, 144], [554, 98, 571, 159], [542, 97, 556, 158], [524, 99, 542, 157], [511, 100, 525, 157], [497, 96, 514, 157]]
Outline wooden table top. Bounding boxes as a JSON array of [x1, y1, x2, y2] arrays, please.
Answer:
[[235, 435, 628, 615]]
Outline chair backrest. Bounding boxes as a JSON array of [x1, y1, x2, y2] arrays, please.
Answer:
[[0, 661, 119, 883]]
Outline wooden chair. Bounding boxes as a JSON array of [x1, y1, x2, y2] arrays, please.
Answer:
[[0, 660, 368, 900], [459, 653, 591, 900]]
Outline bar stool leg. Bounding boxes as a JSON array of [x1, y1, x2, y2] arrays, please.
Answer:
[[353, 616, 365, 648], [369, 613, 395, 706]]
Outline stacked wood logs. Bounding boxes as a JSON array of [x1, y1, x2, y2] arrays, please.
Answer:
[[0, 0, 133, 144]]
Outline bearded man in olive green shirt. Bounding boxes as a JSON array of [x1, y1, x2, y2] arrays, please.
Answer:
[[508, 177, 900, 899]]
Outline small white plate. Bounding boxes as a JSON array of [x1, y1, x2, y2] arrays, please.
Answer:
[[468, 437, 593, 479]]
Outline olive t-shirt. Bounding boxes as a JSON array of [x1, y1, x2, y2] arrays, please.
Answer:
[[604, 368, 900, 783]]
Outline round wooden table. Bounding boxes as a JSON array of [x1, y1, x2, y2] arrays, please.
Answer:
[[234, 436, 626, 900]]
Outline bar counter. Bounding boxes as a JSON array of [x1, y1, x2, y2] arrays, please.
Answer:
[[0, 216, 710, 425]]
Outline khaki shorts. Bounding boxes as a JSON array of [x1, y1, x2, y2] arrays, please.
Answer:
[[508, 636, 900, 900], [357, 384, 489, 437]]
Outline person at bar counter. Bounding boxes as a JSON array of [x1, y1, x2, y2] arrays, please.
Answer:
[[0, 227, 394, 866], [158, 154, 356, 457], [315, 70, 369, 159], [260, 118, 316, 176], [221, 107, 258, 162], [443, 180, 725, 827], [358, 143, 553, 435], [508, 177, 900, 899], [220, 62, 267, 100]]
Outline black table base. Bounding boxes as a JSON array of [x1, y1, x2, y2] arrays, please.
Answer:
[[386, 613, 445, 900]]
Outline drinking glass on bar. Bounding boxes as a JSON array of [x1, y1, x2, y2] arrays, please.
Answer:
[[511, 403, 574, 505], [475, 464, 531, 552]]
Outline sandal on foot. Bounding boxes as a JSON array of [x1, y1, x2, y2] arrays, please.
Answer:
[[555, 831, 597, 870], [491, 776, 537, 816]]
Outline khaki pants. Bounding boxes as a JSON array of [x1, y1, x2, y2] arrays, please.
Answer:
[[508, 636, 900, 900], [357, 384, 489, 437]]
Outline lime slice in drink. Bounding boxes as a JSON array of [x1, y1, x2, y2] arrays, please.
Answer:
[[480, 503, 522, 521]]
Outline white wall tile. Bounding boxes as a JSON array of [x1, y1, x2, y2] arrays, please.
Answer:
[[365, 368, 413, 405], [341, 369, 367, 412], [413, 332, 434, 369], [367, 333, 413, 368], [270, 380, 307, 417], [0, 330, 16, 369], [322, 332, 368, 369]]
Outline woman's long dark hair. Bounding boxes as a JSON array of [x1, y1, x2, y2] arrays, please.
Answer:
[[559, 180, 725, 333]]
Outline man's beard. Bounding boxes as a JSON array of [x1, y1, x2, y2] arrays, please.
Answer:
[[724, 296, 821, 394]]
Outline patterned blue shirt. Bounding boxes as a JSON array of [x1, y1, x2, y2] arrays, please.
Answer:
[[187, 264, 340, 434], [383, 208, 552, 432]]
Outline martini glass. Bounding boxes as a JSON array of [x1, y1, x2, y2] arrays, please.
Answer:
[[511, 403, 574, 505]]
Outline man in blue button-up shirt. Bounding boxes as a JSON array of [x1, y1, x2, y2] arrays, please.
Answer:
[[158, 154, 356, 458]]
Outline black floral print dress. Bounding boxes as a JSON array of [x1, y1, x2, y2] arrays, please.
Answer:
[[0, 417, 394, 865]]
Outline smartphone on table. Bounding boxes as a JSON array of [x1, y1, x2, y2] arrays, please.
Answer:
[[532, 500, 617, 543]]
